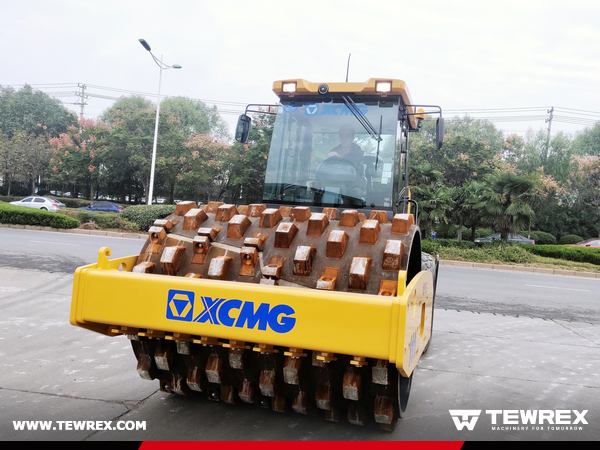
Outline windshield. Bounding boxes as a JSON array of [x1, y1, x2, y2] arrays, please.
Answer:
[[263, 100, 399, 210]]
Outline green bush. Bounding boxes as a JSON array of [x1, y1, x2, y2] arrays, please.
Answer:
[[522, 244, 600, 265], [558, 234, 584, 245], [121, 204, 177, 231], [529, 231, 557, 245], [58, 208, 140, 231], [0, 202, 80, 229]]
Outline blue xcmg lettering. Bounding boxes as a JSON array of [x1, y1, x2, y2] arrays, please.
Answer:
[[166, 290, 296, 334]]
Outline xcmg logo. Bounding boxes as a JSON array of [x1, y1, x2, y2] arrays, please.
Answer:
[[166, 290, 296, 334]]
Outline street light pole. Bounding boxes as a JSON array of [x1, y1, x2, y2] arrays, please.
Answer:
[[139, 39, 181, 205]]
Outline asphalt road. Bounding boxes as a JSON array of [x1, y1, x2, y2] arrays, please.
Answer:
[[0, 228, 144, 273], [0, 227, 599, 441]]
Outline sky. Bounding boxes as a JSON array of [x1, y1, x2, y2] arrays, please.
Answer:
[[2, 0, 600, 139]]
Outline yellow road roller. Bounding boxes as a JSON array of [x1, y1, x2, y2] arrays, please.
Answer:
[[70, 77, 443, 430]]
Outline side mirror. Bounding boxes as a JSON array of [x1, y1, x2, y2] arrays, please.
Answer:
[[436, 117, 445, 150], [235, 114, 251, 144]]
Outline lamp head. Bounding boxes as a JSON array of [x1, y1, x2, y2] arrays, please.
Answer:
[[139, 39, 151, 51]]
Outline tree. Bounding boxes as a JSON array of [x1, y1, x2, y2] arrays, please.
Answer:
[[0, 85, 77, 138], [413, 184, 455, 238], [47, 119, 110, 199], [570, 154, 600, 237], [161, 97, 229, 139], [477, 172, 536, 240]]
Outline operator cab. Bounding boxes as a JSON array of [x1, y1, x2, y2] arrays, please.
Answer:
[[236, 79, 443, 218]]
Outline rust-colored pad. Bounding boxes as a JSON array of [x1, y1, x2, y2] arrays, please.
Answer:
[[358, 212, 367, 222], [219, 385, 235, 404], [326, 230, 349, 258], [348, 402, 367, 425], [372, 359, 390, 385], [191, 235, 210, 264], [274, 222, 298, 248], [316, 267, 339, 291], [374, 395, 395, 424], [307, 212, 329, 236], [182, 208, 208, 231], [248, 203, 267, 217], [197, 226, 221, 241], [153, 219, 175, 232], [293, 246, 316, 276], [369, 210, 389, 223], [184, 272, 203, 278], [215, 204, 237, 222], [154, 342, 174, 371], [239, 246, 258, 276], [292, 391, 309, 414], [236, 205, 249, 216], [382, 239, 405, 270], [259, 208, 283, 228], [132, 261, 155, 273], [349, 257, 372, 290], [244, 233, 268, 251], [238, 378, 255, 403], [262, 255, 285, 279], [174, 201, 196, 217], [147, 226, 167, 253], [291, 206, 311, 222], [378, 279, 398, 297], [359, 220, 380, 244], [322, 208, 339, 220], [278, 206, 292, 218], [391, 213, 415, 234], [283, 356, 303, 385], [159, 246, 186, 276], [227, 214, 251, 239], [207, 255, 232, 280], [339, 209, 360, 227], [186, 366, 205, 392], [206, 201, 225, 213], [259, 369, 276, 397], [342, 368, 362, 401], [205, 353, 223, 384], [315, 384, 333, 410]]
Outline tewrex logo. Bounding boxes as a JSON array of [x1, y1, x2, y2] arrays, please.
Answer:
[[449, 409, 588, 431], [166, 290, 296, 334]]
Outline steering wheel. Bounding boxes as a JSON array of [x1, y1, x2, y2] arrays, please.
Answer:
[[315, 156, 363, 182]]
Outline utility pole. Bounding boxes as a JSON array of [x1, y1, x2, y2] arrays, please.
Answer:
[[544, 106, 554, 166], [74, 83, 88, 120]]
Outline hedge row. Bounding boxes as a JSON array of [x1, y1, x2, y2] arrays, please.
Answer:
[[0, 202, 80, 229], [121, 204, 177, 231], [521, 244, 600, 266], [58, 209, 140, 231]]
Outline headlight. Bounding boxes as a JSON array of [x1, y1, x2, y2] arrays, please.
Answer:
[[282, 82, 297, 93], [375, 81, 392, 93]]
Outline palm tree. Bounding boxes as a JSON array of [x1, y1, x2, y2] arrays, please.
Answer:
[[454, 180, 487, 241], [477, 172, 536, 240], [413, 184, 456, 237]]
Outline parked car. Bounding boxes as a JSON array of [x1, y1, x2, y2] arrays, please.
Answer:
[[474, 233, 535, 245], [568, 238, 600, 247], [78, 201, 124, 213], [9, 196, 62, 213]]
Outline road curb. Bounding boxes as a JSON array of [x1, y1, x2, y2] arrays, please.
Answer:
[[0, 222, 147, 239], [440, 259, 600, 279]]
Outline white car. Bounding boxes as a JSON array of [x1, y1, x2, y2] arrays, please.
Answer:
[[9, 196, 62, 213]]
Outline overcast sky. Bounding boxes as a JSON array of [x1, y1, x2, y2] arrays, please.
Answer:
[[2, 0, 599, 138]]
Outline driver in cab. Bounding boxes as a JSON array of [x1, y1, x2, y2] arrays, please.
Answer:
[[327, 124, 364, 165]]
